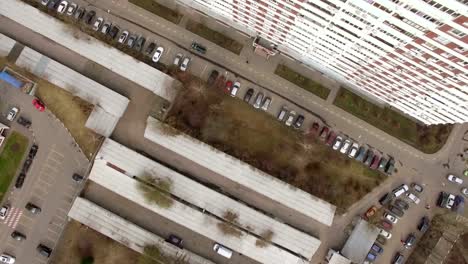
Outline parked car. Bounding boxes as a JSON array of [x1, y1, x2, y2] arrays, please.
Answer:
[[126, 35, 137, 48], [15, 173, 26, 189], [207, 70, 219, 86], [117, 31, 129, 44], [348, 142, 359, 158], [165, 234, 183, 248], [406, 192, 421, 204], [0, 254, 15, 264], [16, 116, 31, 129], [277, 107, 288, 121], [363, 206, 377, 220], [152, 47, 164, 62], [25, 203, 41, 214], [462, 187, 468, 197], [65, 3, 77, 15], [243, 88, 254, 103], [446, 194, 456, 209], [376, 236, 387, 245], [84, 10, 95, 24], [332, 136, 344, 150], [42, 0, 50, 6], [389, 205, 404, 218], [134, 36, 146, 52], [340, 139, 352, 154], [404, 233, 416, 249], [180, 57, 190, 71], [173, 53, 182, 66], [385, 158, 395, 174], [191, 42, 206, 54], [47, 0, 60, 9], [319, 126, 329, 141], [73, 7, 85, 20], [384, 212, 398, 224], [355, 146, 367, 162], [253, 93, 264, 109], [370, 155, 381, 169], [363, 150, 375, 166], [392, 184, 409, 197], [437, 192, 450, 208], [100, 22, 111, 34], [284, 111, 296, 127], [32, 99, 45, 112], [411, 183, 424, 193], [392, 252, 404, 264], [29, 145, 39, 159], [6, 107, 19, 121], [394, 199, 409, 210], [293, 115, 305, 129], [378, 157, 388, 172], [108, 25, 120, 39], [56, 1, 68, 13], [418, 216, 429, 233], [213, 243, 232, 259], [261, 97, 271, 111], [447, 174, 463, 185], [92, 17, 103, 31], [379, 193, 393, 206], [379, 229, 392, 239], [230, 82, 240, 97], [380, 220, 393, 230], [325, 132, 337, 146], [72, 173, 84, 183], [366, 252, 377, 262], [225, 80, 233, 93], [11, 231, 26, 241], [370, 243, 383, 254], [36, 244, 52, 258], [143, 42, 156, 56], [309, 122, 320, 137], [0, 205, 10, 220]]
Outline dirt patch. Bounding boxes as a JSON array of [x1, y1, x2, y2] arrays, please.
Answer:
[[51, 220, 140, 264]]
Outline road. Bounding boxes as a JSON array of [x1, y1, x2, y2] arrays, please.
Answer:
[[0, 80, 89, 264], [1, 1, 467, 264]]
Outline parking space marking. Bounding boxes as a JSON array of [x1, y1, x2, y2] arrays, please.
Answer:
[[38, 178, 53, 186], [43, 163, 59, 172]]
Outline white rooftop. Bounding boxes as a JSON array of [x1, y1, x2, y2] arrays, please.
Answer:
[[89, 159, 306, 264], [15, 47, 129, 136], [0, 33, 15, 57], [68, 197, 216, 264], [144, 117, 336, 226], [1, 0, 180, 102], [341, 219, 380, 264], [97, 138, 321, 260]]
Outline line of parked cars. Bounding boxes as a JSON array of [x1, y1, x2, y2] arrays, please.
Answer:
[[15, 144, 38, 189]]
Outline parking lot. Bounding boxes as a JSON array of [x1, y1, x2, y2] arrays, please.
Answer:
[[0, 80, 89, 264]]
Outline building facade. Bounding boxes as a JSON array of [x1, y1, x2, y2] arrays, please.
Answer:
[[178, 0, 468, 125]]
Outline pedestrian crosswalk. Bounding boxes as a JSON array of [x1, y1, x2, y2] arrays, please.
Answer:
[[1, 207, 23, 229]]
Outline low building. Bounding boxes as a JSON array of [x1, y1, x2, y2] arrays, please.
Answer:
[[341, 219, 380, 264], [325, 249, 351, 264]]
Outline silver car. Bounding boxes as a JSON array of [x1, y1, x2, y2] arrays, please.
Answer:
[[332, 136, 344, 150], [340, 139, 352, 154], [261, 97, 271, 111], [253, 93, 263, 108], [285, 111, 296, 126], [118, 31, 129, 44]]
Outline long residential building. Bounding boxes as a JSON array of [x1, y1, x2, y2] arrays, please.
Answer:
[[177, 0, 468, 125]]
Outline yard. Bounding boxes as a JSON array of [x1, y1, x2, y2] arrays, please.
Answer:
[[186, 20, 244, 55], [0, 131, 29, 203], [334, 88, 452, 154], [51, 220, 140, 264], [274, 64, 330, 100], [166, 75, 385, 212], [129, 0, 183, 24]]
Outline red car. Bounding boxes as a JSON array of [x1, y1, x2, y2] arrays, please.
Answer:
[[363, 206, 377, 220], [325, 131, 336, 146], [370, 155, 381, 169], [225, 80, 233, 93], [319, 126, 329, 141], [32, 98, 45, 112], [380, 220, 393, 230]]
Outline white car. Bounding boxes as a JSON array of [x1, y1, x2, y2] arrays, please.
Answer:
[[446, 194, 456, 209], [0, 253, 15, 264], [230, 82, 240, 97], [285, 111, 296, 127], [379, 229, 392, 239], [65, 3, 77, 15], [180, 57, 190, 71], [332, 136, 344, 150], [340, 139, 351, 154], [384, 212, 398, 224], [6, 107, 18, 121], [118, 31, 129, 44], [447, 174, 463, 185], [152, 47, 164, 62], [462, 187, 468, 197], [406, 192, 421, 204], [173, 53, 183, 65], [393, 184, 409, 197], [57, 1, 68, 13], [92, 17, 104, 31], [0, 205, 10, 220], [41, 0, 49, 5], [348, 142, 359, 158]]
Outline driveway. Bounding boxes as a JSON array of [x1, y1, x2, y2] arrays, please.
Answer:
[[0, 80, 89, 264]]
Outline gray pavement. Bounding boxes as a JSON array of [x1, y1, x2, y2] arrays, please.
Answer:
[[0, 80, 89, 264]]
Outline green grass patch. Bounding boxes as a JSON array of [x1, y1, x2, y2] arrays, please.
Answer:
[[275, 64, 330, 100], [334, 88, 452, 154], [129, 0, 182, 24], [0, 131, 29, 202], [186, 20, 243, 55]]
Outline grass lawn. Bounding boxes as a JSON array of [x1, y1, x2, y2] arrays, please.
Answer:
[[274, 64, 330, 100], [0, 131, 29, 202], [166, 75, 385, 212], [129, 0, 183, 24], [186, 20, 244, 55], [51, 220, 140, 264], [334, 88, 452, 154]]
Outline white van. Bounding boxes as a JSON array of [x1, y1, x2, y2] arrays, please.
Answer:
[[213, 243, 233, 259]]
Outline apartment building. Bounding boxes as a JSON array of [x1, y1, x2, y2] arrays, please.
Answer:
[[177, 0, 468, 125]]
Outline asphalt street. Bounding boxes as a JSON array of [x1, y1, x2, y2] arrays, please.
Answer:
[[0, 80, 89, 264]]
